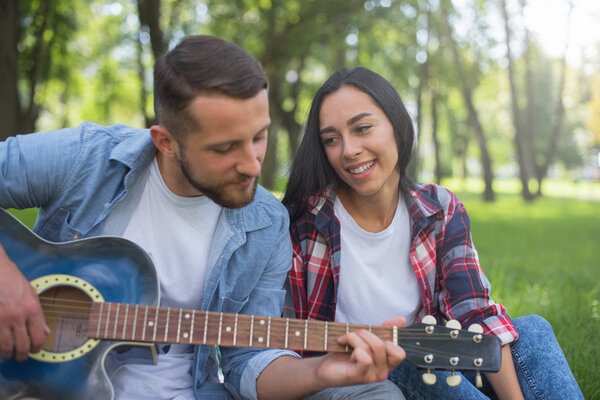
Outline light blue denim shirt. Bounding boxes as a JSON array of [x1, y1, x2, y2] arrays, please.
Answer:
[[0, 122, 298, 399]]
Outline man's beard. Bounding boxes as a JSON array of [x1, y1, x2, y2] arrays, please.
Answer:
[[178, 154, 257, 209]]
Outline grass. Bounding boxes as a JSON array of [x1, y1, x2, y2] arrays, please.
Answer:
[[5, 178, 600, 397], [443, 182, 600, 399]]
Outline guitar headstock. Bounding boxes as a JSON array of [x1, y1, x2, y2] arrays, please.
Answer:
[[399, 316, 502, 387]]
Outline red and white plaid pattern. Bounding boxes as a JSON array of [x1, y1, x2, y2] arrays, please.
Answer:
[[284, 184, 518, 345]]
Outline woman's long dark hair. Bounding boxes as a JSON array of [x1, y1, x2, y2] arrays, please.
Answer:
[[283, 67, 415, 221]]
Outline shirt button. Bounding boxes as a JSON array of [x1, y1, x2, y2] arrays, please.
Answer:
[[71, 232, 80, 240], [103, 202, 110, 209]]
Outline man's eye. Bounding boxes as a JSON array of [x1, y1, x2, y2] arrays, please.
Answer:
[[213, 145, 233, 153]]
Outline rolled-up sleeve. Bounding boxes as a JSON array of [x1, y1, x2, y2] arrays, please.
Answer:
[[0, 128, 83, 209], [438, 192, 519, 345]]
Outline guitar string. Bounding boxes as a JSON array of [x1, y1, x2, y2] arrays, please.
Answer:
[[37, 308, 489, 358], [38, 298, 487, 342], [38, 299, 479, 335]]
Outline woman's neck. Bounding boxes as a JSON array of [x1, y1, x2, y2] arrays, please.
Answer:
[[336, 183, 400, 233]]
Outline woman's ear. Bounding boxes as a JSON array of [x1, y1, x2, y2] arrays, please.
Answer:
[[150, 125, 179, 158]]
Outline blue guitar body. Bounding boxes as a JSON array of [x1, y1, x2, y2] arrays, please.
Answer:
[[0, 208, 159, 400]]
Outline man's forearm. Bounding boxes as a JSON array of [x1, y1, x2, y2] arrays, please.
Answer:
[[256, 355, 325, 400]]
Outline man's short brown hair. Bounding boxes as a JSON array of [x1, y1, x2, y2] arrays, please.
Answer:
[[153, 35, 268, 140]]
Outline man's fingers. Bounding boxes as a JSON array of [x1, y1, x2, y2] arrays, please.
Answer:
[[13, 326, 31, 362], [381, 316, 407, 328], [0, 325, 14, 359], [385, 340, 406, 369]]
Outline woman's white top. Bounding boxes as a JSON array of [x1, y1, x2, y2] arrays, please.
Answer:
[[333, 195, 422, 326]]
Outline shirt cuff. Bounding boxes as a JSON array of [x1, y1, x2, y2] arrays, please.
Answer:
[[240, 349, 300, 400]]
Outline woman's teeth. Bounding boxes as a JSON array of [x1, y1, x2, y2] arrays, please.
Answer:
[[349, 161, 374, 174]]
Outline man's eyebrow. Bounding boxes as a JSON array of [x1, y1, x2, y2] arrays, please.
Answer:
[[319, 112, 373, 135], [206, 122, 271, 148]]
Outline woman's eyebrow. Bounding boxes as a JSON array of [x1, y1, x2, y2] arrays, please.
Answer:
[[319, 112, 373, 135], [347, 112, 373, 126]]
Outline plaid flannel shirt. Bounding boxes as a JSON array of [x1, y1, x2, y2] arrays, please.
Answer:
[[284, 183, 518, 345]]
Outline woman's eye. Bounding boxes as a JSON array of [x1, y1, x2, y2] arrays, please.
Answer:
[[321, 137, 338, 146], [355, 124, 371, 133]]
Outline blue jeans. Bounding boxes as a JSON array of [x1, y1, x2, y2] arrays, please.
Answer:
[[388, 315, 583, 399]]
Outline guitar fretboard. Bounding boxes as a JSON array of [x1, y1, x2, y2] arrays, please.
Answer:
[[88, 302, 396, 352]]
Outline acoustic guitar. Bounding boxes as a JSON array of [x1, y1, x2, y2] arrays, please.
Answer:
[[0, 208, 501, 399]]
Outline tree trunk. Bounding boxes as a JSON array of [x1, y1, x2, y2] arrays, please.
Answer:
[[261, 121, 279, 190], [535, 1, 572, 196], [0, 0, 20, 140], [431, 90, 441, 185], [519, 0, 537, 188], [501, 0, 534, 201], [441, 0, 494, 201], [137, 0, 165, 61]]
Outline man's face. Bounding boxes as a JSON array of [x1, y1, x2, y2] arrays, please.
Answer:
[[170, 89, 270, 208]]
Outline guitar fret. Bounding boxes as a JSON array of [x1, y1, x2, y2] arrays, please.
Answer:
[[164, 308, 171, 342], [96, 303, 104, 338], [132, 305, 139, 340], [177, 309, 182, 342], [324, 321, 328, 351], [345, 323, 349, 352], [122, 304, 129, 340], [113, 304, 120, 339], [142, 306, 149, 341], [218, 312, 223, 345], [233, 314, 238, 346], [393, 326, 398, 346], [267, 317, 271, 347], [284, 318, 289, 349], [249, 315, 254, 346], [189, 310, 195, 344], [153, 307, 159, 342], [203, 312, 209, 344], [304, 319, 308, 350], [104, 303, 112, 338]]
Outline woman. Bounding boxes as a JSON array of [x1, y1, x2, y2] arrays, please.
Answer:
[[282, 67, 582, 399]]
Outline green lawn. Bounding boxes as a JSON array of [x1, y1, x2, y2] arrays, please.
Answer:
[[447, 188, 600, 399], [6, 180, 600, 398]]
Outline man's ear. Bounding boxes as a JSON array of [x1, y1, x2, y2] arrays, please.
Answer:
[[150, 125, 179, 158]]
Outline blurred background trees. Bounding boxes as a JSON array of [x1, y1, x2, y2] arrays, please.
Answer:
[[1, 0, 599, 200]]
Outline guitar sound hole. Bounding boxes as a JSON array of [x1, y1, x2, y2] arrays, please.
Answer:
[[39, 286, 92, 352]]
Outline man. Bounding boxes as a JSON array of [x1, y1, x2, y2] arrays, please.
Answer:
[[0, 36, 405, 399]]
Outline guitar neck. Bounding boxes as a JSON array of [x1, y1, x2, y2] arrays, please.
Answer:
[[88, 302, 391, 353]]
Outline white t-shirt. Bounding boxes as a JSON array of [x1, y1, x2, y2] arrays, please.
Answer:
[[104, 158, 222, 400], [333, 195, 422, 326]]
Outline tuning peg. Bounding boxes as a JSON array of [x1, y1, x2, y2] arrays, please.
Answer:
[[422, 369, 437, 385], [446, 372, 462, 387], [475, 372, 483, 388], [445, 319, 462, 330], [422, 315, 437, 325], [468, 323, 484, 333]]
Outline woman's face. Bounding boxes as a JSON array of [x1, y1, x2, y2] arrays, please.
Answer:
[[318, 85, 400, 201]]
